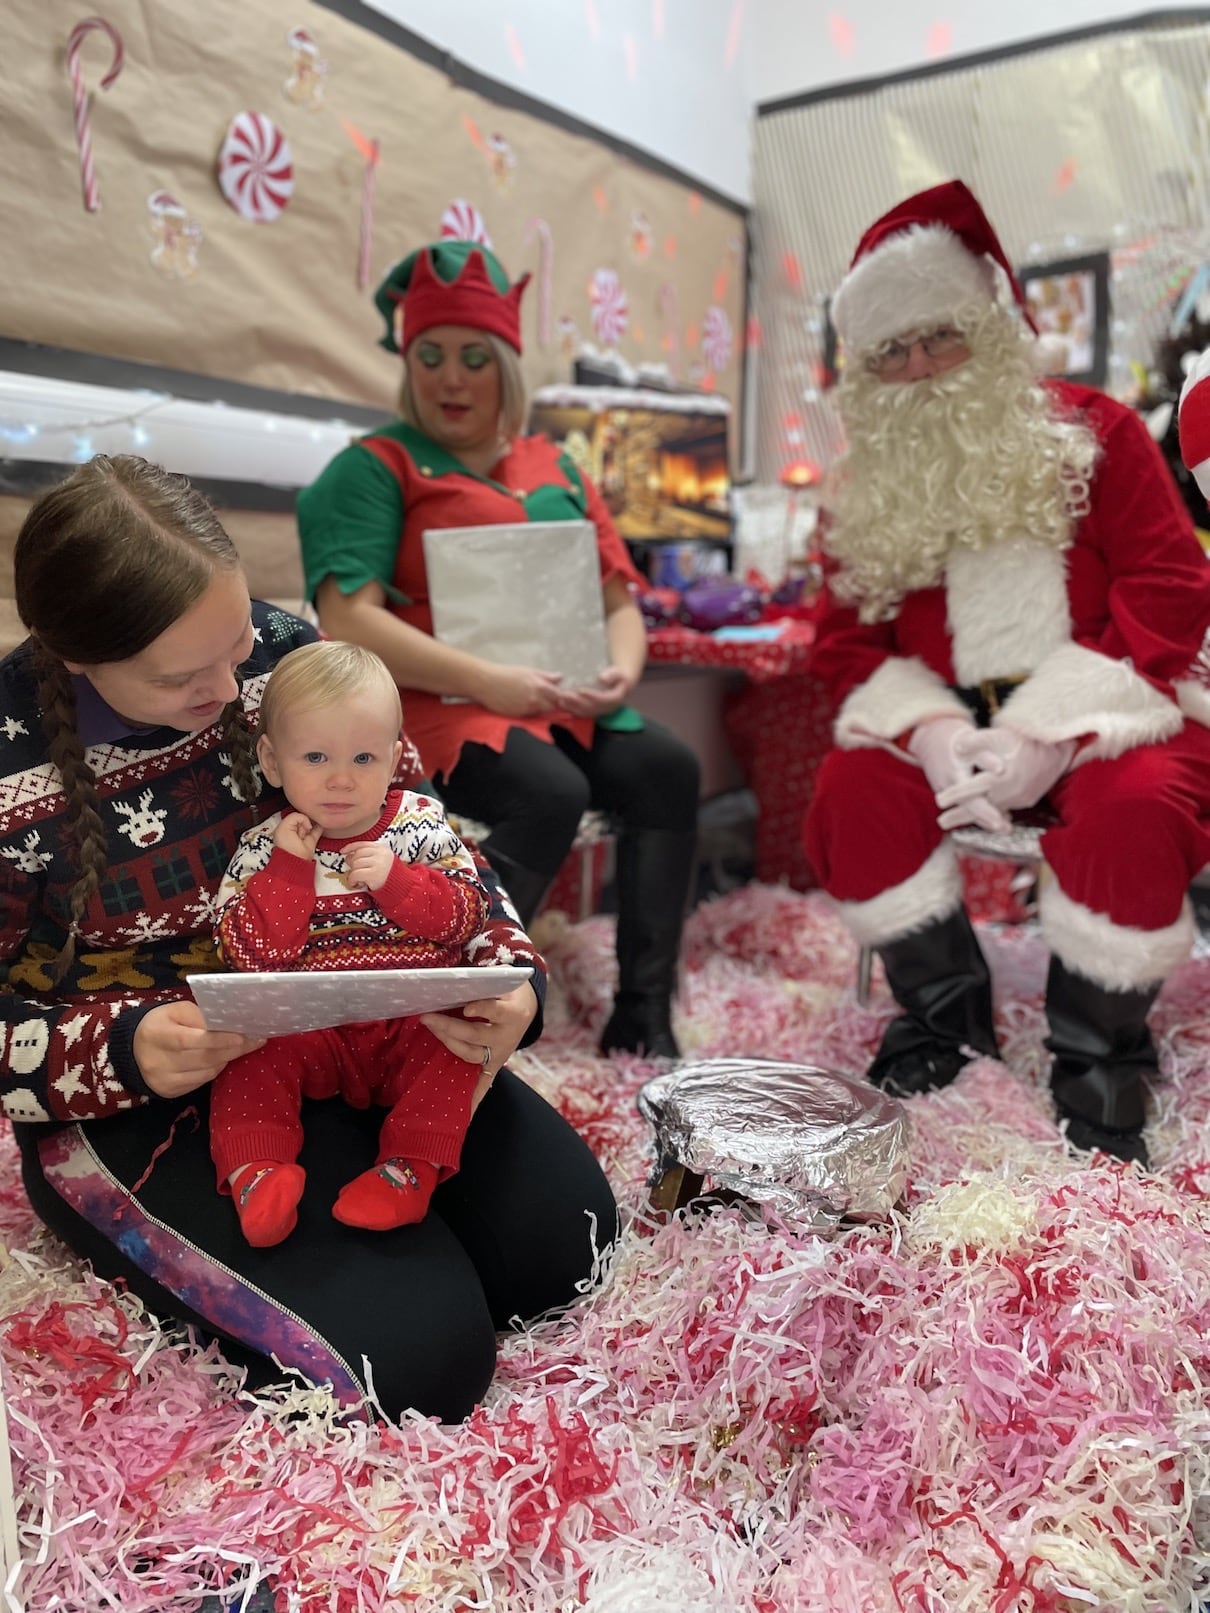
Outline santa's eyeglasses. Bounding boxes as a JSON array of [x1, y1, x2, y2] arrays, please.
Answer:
[[863, 326, 966, 376]]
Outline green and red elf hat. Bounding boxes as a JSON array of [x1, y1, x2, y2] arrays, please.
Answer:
[[374, 240, 531, 355]]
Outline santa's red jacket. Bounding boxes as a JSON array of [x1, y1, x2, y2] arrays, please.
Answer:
[[811, 381, 1210, 761]]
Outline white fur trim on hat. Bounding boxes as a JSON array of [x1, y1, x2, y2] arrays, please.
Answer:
[[1039, 880, 1193, 991], [993, 643, 1184, 760], [836, 842, 963, 947], [835, 656, 971, 751], [832, 226, 996, 354]]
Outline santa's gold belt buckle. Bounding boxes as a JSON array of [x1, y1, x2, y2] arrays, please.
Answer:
[[979, 674, 1026, 715]]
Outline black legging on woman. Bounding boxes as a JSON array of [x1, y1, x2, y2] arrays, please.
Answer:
[[23, 1069, 617, 1425], [435, 720, 702, 1058]]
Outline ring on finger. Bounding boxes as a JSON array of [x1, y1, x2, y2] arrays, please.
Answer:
[[481, 1043, 492, 1069]]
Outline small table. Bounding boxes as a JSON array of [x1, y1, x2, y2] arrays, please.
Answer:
[[644, 620, 831, 890]]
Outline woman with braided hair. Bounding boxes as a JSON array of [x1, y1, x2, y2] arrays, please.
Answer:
[[2, 454, 616, 1423]]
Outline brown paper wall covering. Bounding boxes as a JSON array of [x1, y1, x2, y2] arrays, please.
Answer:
[[3, 0, 746, 439]]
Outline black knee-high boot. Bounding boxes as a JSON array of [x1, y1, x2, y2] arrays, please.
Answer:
[[482, 847, 554, 929], [868, 907, 999, 1097], [599, 827, 698, 1059], [1045, 957, 1155, 1166]]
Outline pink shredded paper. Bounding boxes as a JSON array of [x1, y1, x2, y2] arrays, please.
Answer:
[[3, 886, 1210, 1610]]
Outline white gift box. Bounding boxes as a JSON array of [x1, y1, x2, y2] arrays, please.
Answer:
[[422, 520, 608, 696]]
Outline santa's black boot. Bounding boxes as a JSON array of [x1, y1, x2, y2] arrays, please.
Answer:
[[483, 848, 554, 929], [599, 828, 698, 1059], [868, 907, 1000, 1097], [1045, 957, 1155, 1168]]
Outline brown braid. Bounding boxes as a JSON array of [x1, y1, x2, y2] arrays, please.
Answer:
[[14, 456, 253, 975], [219, 688, 262, 813], [32, 649, 110, 980]]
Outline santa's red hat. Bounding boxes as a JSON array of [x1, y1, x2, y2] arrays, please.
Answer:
[[831, 179, 1037, 354]]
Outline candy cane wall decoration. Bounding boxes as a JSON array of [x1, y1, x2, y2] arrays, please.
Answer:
[[525, 217, 553, 345], [65, 16, 125, 213], [342, 121, 380, 289]]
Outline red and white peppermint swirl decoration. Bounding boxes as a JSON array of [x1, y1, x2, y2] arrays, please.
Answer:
[[590, 268, 628, 347], [525, 216, 553, 345], [440, 199, 491, 247], [702, 305, 733, 372], [217, 112, 294, 223], [65, 17, 125, 214]]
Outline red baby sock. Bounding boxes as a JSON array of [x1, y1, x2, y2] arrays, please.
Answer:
[[331, 1158, 441, 1231], [229, 1160, 306, 1248]]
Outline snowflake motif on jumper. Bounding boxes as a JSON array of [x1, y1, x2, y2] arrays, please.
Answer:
[[114, 790, 168, 848], [0, 717, 29, 741], [115, 912, 177, 945], [171, 768, 221, 821], [183, 890, 221, 929], [0, 829, 52, 874], [265, 610, 299, 644]]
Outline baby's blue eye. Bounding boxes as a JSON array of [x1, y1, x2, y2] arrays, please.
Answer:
[[303, 751, 325, 764], [354, 752, 374, 764]]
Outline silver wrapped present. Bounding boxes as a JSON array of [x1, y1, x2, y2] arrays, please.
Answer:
[[638, 1059, 908, 1227]]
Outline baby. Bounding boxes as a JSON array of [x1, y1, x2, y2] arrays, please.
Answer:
[[209, 640, 491, 1246]]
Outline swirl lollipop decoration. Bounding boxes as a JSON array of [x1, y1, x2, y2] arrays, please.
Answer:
[[589, 268, 629, 348], [217, 111, 294, 223], [440, 199, 492, 247], [702, 305, 733, 373]]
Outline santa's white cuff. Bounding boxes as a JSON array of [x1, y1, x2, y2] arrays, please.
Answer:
[[994, 643, 1183, 760], [1040, 878, 1194, 991], [835, 842, 963, 947], [835, 656, 971, 752]]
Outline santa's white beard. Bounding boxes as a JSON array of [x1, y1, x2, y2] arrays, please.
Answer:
[[825, 310, 1098, 621]]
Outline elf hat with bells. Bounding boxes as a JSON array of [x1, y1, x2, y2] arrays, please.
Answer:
[[374, 239, 531, 356], [830, 178, 1064, 369]]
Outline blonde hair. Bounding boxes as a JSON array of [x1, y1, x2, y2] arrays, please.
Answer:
[[14, 454, 260, 977], [259, 641, 402, 738], [398, 333, 528, 442]]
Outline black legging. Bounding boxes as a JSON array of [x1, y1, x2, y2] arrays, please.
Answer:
[[20, 1070, 617, 1425], [436, 721, 701, 878]]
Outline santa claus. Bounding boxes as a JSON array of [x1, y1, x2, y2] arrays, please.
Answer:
[[804, 179, 1210, 1167]]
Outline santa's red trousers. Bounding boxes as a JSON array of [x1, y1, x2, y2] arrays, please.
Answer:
[[804, 723, 1210, 934], [210, 1017, 478, 1190]]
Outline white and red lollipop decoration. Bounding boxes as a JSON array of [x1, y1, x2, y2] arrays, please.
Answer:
[[217, 111, 294, 223], [440, 199, 491, 247], [589, 268, 629, 347]]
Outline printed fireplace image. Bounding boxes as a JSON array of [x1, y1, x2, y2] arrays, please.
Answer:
[[529, 390, 733, 542]]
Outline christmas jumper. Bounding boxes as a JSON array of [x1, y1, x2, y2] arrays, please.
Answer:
[[296, 421, 644, 782], [209, 791, 493, 1187], [804, 382, 1210, 989], [0, 602, 601, 1423]]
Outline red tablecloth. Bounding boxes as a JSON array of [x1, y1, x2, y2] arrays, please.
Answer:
[[646, 622, 831, 890]]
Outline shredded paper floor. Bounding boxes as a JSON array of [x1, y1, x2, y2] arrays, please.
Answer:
[[3, 884, 1209, 1611]]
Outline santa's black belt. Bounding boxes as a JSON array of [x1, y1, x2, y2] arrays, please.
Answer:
[[951, 676, 1027, 728]]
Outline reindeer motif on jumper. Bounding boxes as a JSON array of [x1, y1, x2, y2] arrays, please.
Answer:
[[113, 791, 168, 849], [0, 830, 52, 875]]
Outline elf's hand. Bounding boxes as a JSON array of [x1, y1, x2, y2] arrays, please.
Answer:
[[1179, 347, 1210, 499], [274, 812, 323, 860], [342, 841, 397, 892]]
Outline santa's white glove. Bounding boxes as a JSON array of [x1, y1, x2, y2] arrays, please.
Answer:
[[1179, 347, 1210, 500], [906, 716, 1011, 834], [935, 727, 1076, 828]]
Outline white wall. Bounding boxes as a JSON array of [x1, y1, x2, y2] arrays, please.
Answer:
[[363, 0, 756, 203], [749, 2, 1178, 105]]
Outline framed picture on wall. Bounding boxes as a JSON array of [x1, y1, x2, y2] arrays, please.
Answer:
[[1018, 252, 1111, 388]]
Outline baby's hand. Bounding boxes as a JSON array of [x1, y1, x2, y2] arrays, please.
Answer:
[[342, 841, 397, 891], [274, 812, 323, 860]]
